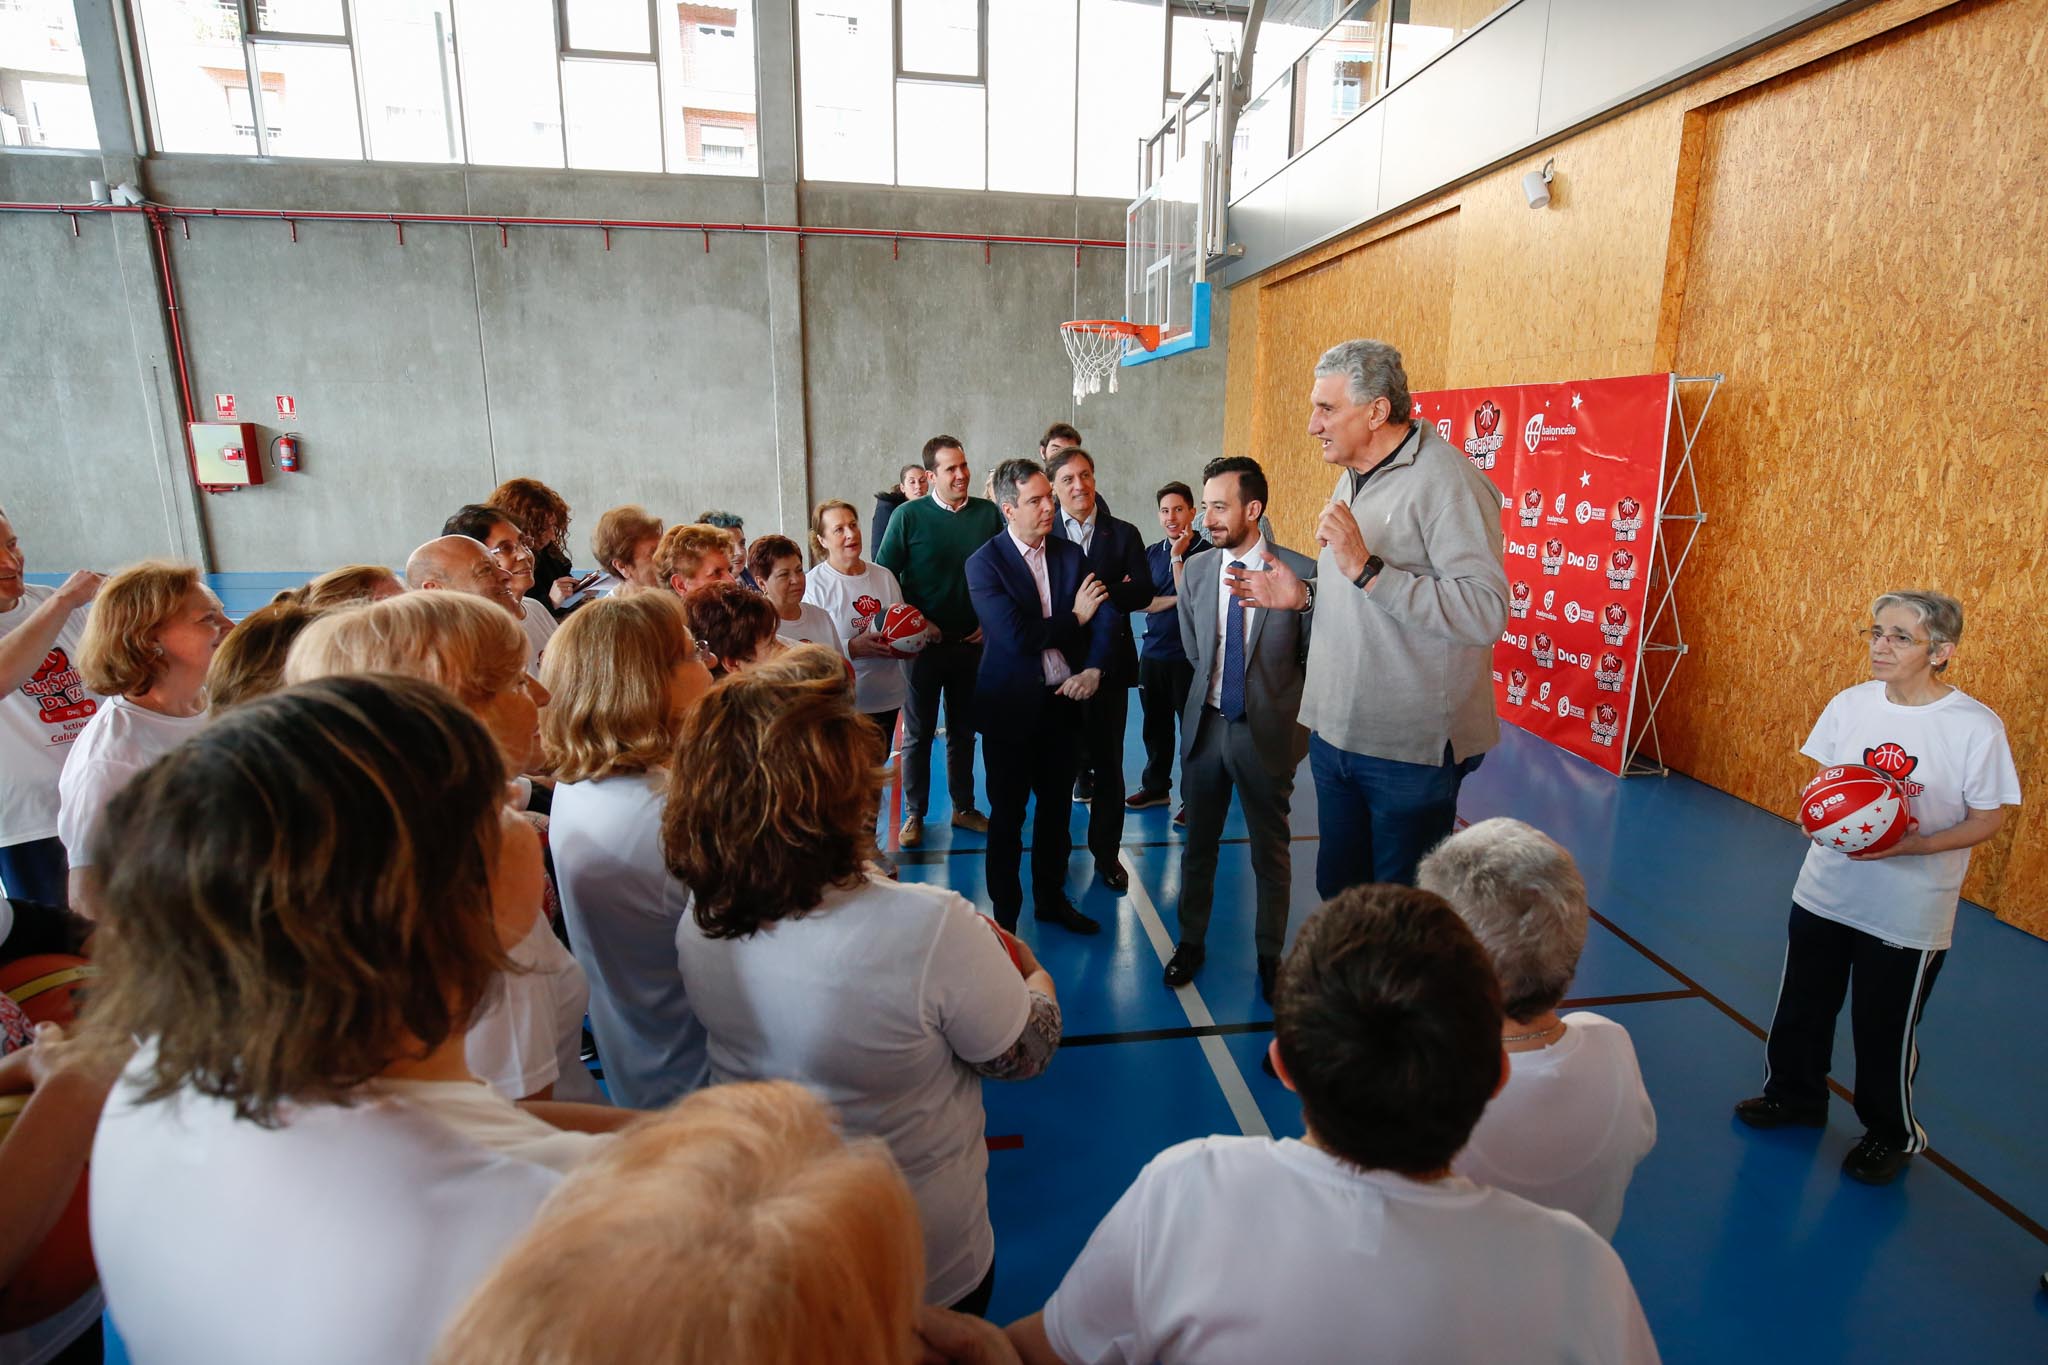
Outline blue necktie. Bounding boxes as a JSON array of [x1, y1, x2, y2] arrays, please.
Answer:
[[1220, 561, 1247, 721]]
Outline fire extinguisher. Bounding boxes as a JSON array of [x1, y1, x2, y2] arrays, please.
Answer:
[[271, 433, 301, 473]]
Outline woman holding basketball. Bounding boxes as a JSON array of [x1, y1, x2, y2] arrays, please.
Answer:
[[804, 498, 919, 750], [1735, 591, 2020, 1185]]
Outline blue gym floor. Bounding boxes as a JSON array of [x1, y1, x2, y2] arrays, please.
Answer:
[[897, 715, 2048, 1360], [56, 574, 2048, 1359]]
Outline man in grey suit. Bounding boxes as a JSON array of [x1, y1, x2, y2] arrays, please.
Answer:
[[1163, 457, 1315, 999]]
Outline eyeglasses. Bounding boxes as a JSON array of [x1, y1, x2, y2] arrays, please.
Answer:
[[1857, 627, 1929, 650], [489, 541, 535, 564]]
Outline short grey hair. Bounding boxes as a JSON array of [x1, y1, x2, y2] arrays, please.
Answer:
[[1416, 818, 1587, 1022], [1872, 590, 1963, 673], [990, 457, 1044, 513], [1315, 339, 1412, 421]]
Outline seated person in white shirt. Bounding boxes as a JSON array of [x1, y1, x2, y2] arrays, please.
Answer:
[[437, 1079, 1025, 1365], [1007, 883, 1660, 1365], [583, 505, 665, 600], [748, 534, 845, 654], [285, 593, 603, 1105], [1418, 818, 1657, 1239], [80, 676, 618, 1365]]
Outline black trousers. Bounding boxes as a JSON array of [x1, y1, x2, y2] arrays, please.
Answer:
[[983, 695, 1081, 928], [1762, 904, 1947, 1151], [902, 641, 981, 819], [1076, 683, 1131, 863], [1137, 656, 1194, 796]]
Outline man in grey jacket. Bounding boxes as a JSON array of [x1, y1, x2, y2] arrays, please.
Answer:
[[1228, 338, 1509, 893]]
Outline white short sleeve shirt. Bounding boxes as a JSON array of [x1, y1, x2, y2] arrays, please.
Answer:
[[803, 561, 910, 714], [777, 602, 846, 655], [55, 697, 208, 869], [465, 913, 606, 1103], [1453, 1013, 1657, 1240], [0, 584, 102, 847], [674, 873, 1029, 1305], [518, 598, 557, 677], [92, 1056, 569, 1365], [1043, 1136, 1659, 1365], [1791, 681, 2021, 948]]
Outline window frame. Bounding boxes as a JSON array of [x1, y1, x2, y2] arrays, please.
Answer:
[[892, 0, 985, 85], [1162, 0, 1245, 108]]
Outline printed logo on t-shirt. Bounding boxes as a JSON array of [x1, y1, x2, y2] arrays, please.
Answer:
[[852, 593, 882, 632], [1863, 742, 1925, 797], [25, 646, 98, 737]]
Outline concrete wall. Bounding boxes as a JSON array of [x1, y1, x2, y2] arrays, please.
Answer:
[[0, 162, 1225, 572]]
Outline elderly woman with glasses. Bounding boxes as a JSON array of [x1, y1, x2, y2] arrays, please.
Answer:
[[1418, 818, 1656, 1240], [1734, 590, 2020, 1186]]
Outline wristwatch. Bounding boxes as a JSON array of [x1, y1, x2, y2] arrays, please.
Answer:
[[1353, 554, 1384, 589], [1300, 578, 1317, 612]]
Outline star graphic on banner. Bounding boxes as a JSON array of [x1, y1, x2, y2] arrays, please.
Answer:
[[1571, 392, 1583, 410], [1579, 471, 1592, 487]]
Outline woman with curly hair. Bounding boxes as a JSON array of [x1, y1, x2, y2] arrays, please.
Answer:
[[682, 580, 782, 678], [489, 477, 578, 615], [665, 646, 1061, 1317]]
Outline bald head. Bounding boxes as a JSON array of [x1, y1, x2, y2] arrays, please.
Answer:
[[406, 535, 520, 615]]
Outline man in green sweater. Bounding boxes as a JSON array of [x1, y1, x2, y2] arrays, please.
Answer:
[[875, 435, 1004, 846]]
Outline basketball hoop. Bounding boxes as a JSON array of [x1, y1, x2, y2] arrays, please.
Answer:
[[1060, 319, 1161, 404]]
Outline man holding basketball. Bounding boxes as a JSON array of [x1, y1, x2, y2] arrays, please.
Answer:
[[1735, 590, 2019, 1185]]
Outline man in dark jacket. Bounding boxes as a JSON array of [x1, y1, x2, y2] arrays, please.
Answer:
[[1046, 447, 1153, 892]]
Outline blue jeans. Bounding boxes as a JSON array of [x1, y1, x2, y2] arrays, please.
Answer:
[[0, 836, 68, 907], [1309, 735, 1482, 896]]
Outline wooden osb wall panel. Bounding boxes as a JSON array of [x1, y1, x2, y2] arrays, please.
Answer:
[[1663, 0, 2048, 932], [1251, 209, 1460, 549], [1442, 102, 1682, 385], [1222, 276, 1260, 458]]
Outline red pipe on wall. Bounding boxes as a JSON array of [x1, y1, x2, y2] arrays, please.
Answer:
[[0, 200, 1124, 249]]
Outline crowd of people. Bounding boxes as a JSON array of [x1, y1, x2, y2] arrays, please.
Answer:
[[0, 337, 2018, 1363]]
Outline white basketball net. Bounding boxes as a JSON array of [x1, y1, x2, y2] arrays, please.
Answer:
[[1061, 324, 1132, 405]]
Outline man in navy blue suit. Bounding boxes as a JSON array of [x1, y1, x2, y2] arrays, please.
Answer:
[[1047, 446, 1154, 892], [967, 458, 1114, 935]]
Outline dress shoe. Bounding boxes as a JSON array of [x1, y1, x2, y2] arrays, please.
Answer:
[[1073, 772, 1095, 805], [951, 809, 990, 834], [1035, 900, 1101, 935], [1172, 805, 1187, 828], [1257, 954, 1279, 1004], [1842, 1134, 1911, 1185], [1733, 1096, 1827, 1130], [1162, 943, 1205, 987], [899, 815, 924, 848], [1125, 788, 1170, 810], [1098, 861, 1130, 892]]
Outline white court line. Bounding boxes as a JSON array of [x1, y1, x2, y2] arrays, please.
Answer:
[[1118, 849, 1271, 1139]]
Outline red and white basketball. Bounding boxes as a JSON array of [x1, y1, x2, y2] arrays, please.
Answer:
[[1798, 764, 1912, 854], [877, 603, 932, 656]]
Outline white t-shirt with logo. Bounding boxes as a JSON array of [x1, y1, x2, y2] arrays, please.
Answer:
[[0, 585, 102, 847], [777, 602, 846, 655], [1792, 681, 2021, 949], [673, 872, 1029, 1306], [55, 696, 208, 869], [466, 913, 606, 1104], [550, 769, 710, 1110], [1453, 1012, 1657, 1240], [803, 561, 909, 715], [518, 598, 557, 677], [1043, 1136, 1659, 1365], [92, 1055, 568, 1365]]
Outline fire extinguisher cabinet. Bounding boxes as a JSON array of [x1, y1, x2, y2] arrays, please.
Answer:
[[189, 422, 263, 490]]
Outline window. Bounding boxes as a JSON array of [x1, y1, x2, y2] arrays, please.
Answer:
[[898, 0, 979, 80], [1166, 2, 1239, 102], [125, 0, 756, 174], [698, 121, 747, 160], [1385, 0, 1463, 88], [985, 0, 1073, 195], [799, 0, 892, 183], [0, 0, 99, 149], [1074, 0, 1165, 199], [1291, 0, 1378, 158]]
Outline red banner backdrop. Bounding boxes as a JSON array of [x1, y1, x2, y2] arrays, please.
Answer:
[[1410, 374, 1673, 775]]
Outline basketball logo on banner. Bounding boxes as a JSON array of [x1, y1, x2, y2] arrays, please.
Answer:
[[1411, 373, 1676, 776]]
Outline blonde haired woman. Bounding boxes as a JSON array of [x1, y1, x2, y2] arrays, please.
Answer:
[[803, 497, 921, 749], [285, 593, 603, 1106], [540, 592, 714, 1109], [434, 1080, 1020, 1365], [58, 561, 229, 914], [273, 564, 404, 611]]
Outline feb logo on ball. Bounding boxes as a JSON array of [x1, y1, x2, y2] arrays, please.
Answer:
[[1797, 764, 1914, 854]]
